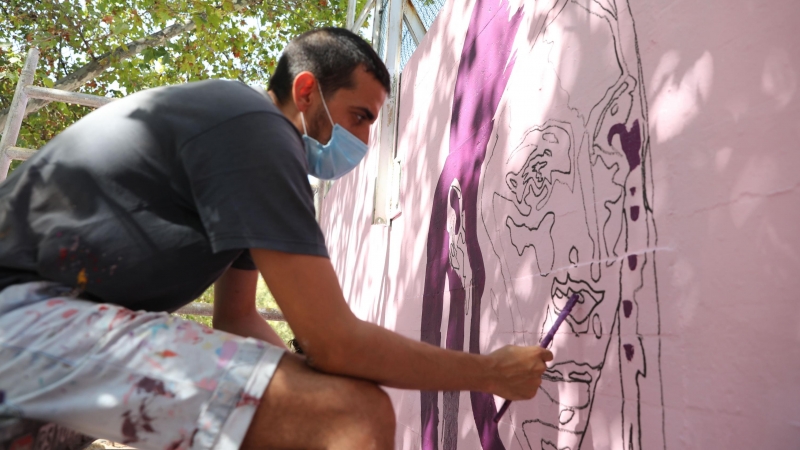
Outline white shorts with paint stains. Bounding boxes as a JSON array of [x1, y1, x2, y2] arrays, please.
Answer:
[[0, 281, 285, 450]]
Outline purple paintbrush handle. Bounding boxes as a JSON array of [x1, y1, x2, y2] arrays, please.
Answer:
[[495, 400, 511, 422], [493, 293, 580, 423], [540, 293, 580, 348]]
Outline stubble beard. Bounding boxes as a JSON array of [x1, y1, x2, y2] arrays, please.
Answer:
[[307, 105, 332, 145]]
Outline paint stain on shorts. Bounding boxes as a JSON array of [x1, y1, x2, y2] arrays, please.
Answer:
[[155, 350, 178, 358], [136, 377, 174, 398], [236, 393, 261, 408], [216, 341, 238, 369]]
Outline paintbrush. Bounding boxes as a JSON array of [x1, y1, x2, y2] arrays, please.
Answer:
[[493, 292, 580, 423]]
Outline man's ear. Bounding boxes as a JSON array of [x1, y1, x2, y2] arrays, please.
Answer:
[[292, 71, 318, 114]]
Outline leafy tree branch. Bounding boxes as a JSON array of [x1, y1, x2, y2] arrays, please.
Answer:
[[0, 0, 370, 147]]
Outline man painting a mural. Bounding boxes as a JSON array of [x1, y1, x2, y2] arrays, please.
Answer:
[[0, 28, 554, 450], [421, 0, 664, 449]]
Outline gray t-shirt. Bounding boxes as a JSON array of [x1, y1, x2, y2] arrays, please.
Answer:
[[0, 79, 328, 312]]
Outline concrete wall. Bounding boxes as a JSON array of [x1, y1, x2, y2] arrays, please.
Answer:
[[319, 0, 800, 448]]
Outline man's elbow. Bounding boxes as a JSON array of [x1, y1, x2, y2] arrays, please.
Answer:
[[295, 333, 356, 374]]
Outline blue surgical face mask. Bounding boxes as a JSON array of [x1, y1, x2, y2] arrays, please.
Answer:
[[302, 84, 369, 180]]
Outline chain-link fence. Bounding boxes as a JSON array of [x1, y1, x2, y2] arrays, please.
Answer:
[[399, 22, 415, 69], [374, 0, 446, 70], [411, 0, 446, 29], [400, 0, 445, 69], [375, 0, 391, 61]]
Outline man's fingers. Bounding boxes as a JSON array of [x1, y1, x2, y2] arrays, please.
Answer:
[[530, 346, 554, 362], [492, 345, 557, 400]]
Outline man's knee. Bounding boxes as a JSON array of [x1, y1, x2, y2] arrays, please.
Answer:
[[340, 379, 396, 439], [346, 379, 396, 421], [367, 383, 396, 436], [242, 355, 396, 449]]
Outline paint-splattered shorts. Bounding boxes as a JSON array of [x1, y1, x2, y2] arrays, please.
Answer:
[[0, 281, 285, 450]]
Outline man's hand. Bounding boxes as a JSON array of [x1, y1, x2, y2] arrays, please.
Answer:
[[486, 346, 553, 400]]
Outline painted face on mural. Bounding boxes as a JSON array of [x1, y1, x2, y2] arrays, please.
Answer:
[[498, 123, 571, 275], [486, 115, 621, 436], [478, 0, 652, 447]]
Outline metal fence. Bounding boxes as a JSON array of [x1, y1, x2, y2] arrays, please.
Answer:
[[410, 0, 446, 29], [376, 0, 445, 70], [399, 0, 446, 69]]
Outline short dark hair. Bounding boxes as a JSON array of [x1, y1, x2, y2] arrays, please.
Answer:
[[268, 27, 391, 103]]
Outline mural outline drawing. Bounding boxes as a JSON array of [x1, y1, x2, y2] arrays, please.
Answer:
[[420, 0, 664, 449]]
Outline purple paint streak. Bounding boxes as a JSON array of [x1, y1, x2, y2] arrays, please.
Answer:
[[630, 187, 636, 196], [443, 269, 466, 448], [630, 205, 640, 221], [623, 343, 635, 361], [628, 254, 638, 271], [608, 120, 642, 172], [420, 1, 523, 449], [623, 300, 633, 318]]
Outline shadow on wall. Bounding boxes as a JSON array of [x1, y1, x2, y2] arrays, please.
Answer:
[[320, 0, 800, 449]]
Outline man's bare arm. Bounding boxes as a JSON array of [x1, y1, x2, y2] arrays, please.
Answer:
[[251, 248, 551, 400], [213, 266, 288, 350]]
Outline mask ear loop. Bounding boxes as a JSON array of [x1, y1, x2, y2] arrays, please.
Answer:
[[300, 112, 308, 135], [316, 82, 335, 126]]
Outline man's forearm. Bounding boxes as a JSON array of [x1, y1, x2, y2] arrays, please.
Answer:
[[251, 248, 550, 400], [212, 266, 288, 349], [308, 318, 494, 393]]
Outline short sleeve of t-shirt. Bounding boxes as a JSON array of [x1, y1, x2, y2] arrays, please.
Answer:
[[179, 111, 328, 258]]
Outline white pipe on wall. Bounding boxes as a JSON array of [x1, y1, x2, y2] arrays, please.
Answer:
[[176, 302, 285, 322]]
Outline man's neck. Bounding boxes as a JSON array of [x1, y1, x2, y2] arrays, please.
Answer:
[[267, 90, 304, 135]]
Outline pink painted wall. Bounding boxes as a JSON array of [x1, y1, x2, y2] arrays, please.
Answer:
[[319, 0, 800, 448]]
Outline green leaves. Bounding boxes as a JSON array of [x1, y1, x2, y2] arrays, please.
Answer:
[[110, 19, 131, 36], [1, 0, 351, 152]]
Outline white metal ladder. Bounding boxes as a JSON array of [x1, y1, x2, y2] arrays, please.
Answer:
[[0, 48, 117, 182]]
